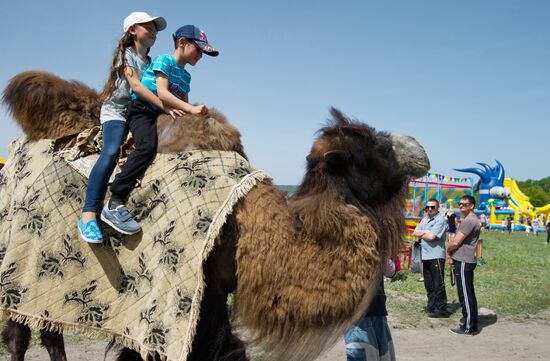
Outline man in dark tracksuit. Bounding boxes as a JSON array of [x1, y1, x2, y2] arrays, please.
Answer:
[[413, 199, 449, 318], [448, 195, 480, 335]]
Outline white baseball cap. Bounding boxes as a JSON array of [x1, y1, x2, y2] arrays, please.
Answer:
[[123, 12, 167, 32]]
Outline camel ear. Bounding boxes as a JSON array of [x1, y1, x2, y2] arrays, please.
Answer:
[[323, 150, 350, 174]]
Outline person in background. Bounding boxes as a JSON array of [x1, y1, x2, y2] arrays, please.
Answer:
[[532, 217, 540, 236], [506, 216, 513, 235], [545, 218, 550, 244], [446, 210, 457, 243], [344, 259, 397, 361], [448, 195, 480, 335], [413, 199, 449, 318], [525, 222, 532, 236], [479, 212, 487, 230]]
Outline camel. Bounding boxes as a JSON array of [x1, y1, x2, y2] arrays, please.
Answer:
[[1, 71, 430, 361]]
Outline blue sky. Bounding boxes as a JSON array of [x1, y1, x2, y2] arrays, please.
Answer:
[[2, 0, 549, 184]]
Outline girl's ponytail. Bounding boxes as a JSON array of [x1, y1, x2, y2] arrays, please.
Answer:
[[99, 32, 134, 102]]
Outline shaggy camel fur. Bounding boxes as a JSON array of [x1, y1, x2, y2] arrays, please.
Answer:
[[234, 117, 413, 359], [3, 71, 100, 140], [1, 71, 430, 361], [3, 71, 245, 158]]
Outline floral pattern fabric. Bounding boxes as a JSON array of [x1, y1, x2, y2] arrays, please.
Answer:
[[0, 137, 269, 361]]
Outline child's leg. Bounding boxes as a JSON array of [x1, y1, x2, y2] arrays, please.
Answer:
[[82, 120, 128, 217], [79, 120, 128, 242], [101, 100, 158, 235], [109, 100, 158, 202]]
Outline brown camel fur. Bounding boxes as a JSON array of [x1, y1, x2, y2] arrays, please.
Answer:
[[2, 71, 100, 140], [3, 71, 245, 158], [155, 110, 246, 157], [233, 114, 411, 359], [1, 71, 430, 361]]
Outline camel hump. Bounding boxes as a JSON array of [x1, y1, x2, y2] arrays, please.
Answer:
[[2, 71, 101, 140]]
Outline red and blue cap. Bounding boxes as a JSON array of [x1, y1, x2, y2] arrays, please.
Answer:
[[173, 25, 219, 57]]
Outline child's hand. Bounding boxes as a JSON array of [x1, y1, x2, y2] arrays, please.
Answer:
[[190, 104, 208, 115], [164, 106, 185, 119]]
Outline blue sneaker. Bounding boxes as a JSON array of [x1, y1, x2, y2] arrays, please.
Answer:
[[100, 204, 141, 235], [78, 219, 103, 244]]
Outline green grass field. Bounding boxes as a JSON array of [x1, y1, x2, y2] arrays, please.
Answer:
[[386, 230, 550, 328]]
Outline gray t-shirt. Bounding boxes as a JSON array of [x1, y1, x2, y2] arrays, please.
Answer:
[[418, 213, 448, 260], [99, 47, 149, 123], [452, 213, 480, 264]]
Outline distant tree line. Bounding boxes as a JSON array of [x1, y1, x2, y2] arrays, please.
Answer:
[[517, 176, 550, 207], [275, 185, 297, 195]]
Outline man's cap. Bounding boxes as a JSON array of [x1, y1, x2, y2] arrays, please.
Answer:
[[123, 12, 167, 32], [173, 25, 219, 57]]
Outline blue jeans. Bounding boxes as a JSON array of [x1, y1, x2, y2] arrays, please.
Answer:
[[82, 120, 128, 213], [344, 316, 395, 361]]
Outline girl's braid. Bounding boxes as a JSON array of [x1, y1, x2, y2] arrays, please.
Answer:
[[99, 32, 134, 102]]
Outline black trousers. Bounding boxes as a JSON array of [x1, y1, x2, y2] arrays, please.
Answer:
[[422, 258, 447, 313], [453, 260, 478, 332], [109, 99, 159, 201]]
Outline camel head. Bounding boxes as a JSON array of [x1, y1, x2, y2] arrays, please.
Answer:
[[296, 107, 429, 208], [390, 133, 431, 179], [234, 110, 430, 361]]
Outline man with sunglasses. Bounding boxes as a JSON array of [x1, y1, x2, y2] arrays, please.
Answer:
[[448, 195, 480, 335], [413, 199, 449, 318]]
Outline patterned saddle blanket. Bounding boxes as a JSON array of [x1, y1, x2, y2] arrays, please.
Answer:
[[0, 137, 269, 361]]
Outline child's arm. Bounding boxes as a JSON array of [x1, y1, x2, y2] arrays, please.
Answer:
[[155, 73, 208, 115], [124, 67, 184, 118]]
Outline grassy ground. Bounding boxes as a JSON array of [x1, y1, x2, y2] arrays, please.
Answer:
[[386, 230, 550, 328]]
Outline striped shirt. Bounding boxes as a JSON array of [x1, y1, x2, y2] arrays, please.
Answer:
[[133, 54, 191, 106]]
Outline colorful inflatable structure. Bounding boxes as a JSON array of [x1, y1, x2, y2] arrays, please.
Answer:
[[404, 173, 475, 250], [456, 161, 550, 231], [406, 173, 474, 218], [400, 161, 547, 269]]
